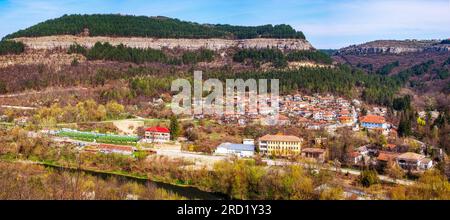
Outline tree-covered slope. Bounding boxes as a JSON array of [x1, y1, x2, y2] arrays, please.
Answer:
[[4, 14, 305, 40]]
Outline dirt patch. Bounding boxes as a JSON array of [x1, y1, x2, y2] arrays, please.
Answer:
[[112, 119, 144, 135]]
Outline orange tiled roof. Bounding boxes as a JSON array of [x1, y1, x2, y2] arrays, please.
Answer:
[[339, 116, 352, 121], [360, 115, 386, 124], [377, 151, 400, 161], [259, 134, 302, 142]]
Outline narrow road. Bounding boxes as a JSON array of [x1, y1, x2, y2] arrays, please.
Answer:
[[0, 105, 37, 110], [0, 87, 88, 98]]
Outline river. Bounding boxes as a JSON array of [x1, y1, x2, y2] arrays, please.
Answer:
[[43, 163, 228, 200]]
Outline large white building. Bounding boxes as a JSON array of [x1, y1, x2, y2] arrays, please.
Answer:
[[396, 152, 433, 171]]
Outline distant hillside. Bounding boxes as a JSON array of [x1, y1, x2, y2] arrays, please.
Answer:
[[3, 14, 305, 40], [318, 49, 338, 56], [336, 40, 450, 55], [333, 39, 450, 107]]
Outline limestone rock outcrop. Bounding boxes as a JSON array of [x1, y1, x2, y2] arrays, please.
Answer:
[[12, 35, 314, 51], [337, 40, 450, 55]]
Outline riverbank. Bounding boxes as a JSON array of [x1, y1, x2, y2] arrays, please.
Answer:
[[0, 157, 228, 200]]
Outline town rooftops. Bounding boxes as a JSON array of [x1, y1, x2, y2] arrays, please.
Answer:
[[259, 134, 302, 142], [217, 142, 255, 152], [339, 116, 352, 121], [340, 109, 350, 115], [360, 115, 386, 124], [145, 126, 170, 133], [397, 152, 425, 161]]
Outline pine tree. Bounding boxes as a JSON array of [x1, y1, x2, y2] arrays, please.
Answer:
[[398, 110, 412, 137], [169, 116, 180, 141]]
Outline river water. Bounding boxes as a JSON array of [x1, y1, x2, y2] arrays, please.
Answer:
[[43, 164, 228, 200]]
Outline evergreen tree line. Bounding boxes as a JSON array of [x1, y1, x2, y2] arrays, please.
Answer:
[[431, 68, 449, 80], [4, 14, 305, 40], [0, 40, 25, 55], [392, 95, 411, 111], [376, 61, 399, 75], [233, 48, 284, 65], [391, 60, 436, 85], [180, 49, 215, 64], [69, 42, 215, 65], [286, 50, 333, 64], [85, 42, 166, 64], [232, 48, 333, 67], [214, 23, 305, 39], [356, 63, 374, 72]]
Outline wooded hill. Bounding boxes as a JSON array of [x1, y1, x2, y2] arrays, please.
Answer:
[[3, 14, 305, 40]]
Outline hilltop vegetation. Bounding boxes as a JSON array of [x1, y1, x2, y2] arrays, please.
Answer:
[[4, 14, 305, 40]]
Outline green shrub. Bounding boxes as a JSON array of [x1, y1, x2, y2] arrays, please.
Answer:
[[0, 40, 25, 55], [359, 169, 380, 187]]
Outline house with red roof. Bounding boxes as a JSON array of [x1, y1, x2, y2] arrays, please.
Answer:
[[376, 151, 401, 169], [360, 115, 387, 129], [143, 126, 170, 143]]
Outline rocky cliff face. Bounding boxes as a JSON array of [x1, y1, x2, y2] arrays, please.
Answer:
[[12, 35, 314, 51], [337, 40, 450, 55], [0, 50, 85, 68]]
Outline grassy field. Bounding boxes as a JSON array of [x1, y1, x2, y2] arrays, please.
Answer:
[[57, 130, 139, 145]]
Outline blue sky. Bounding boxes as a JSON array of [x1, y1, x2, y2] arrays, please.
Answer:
[[0, 0, 449, 48]]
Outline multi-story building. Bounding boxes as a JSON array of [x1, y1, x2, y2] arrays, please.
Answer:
[[143, 126, 171, 143], [258, 134, 303, 156]]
